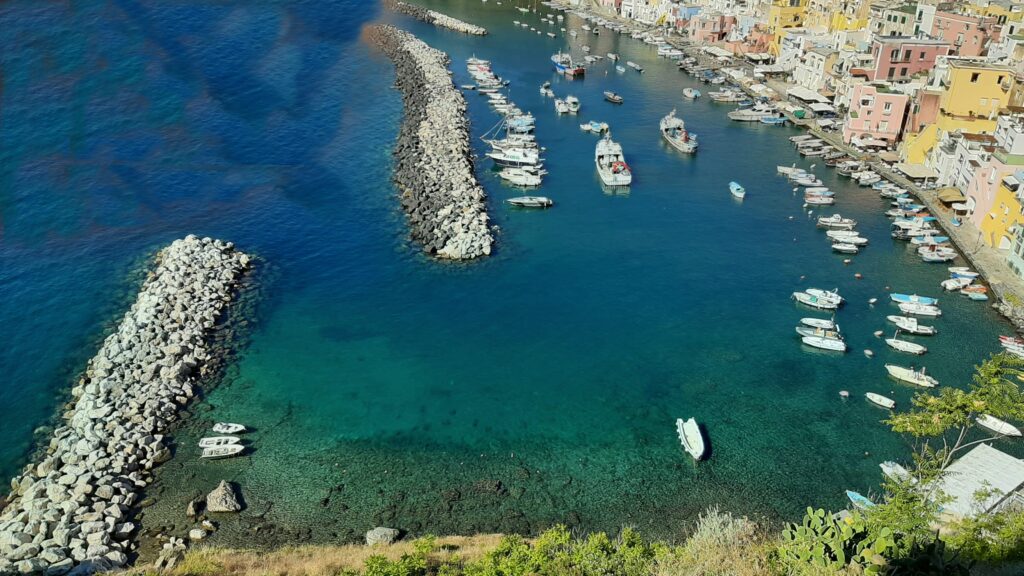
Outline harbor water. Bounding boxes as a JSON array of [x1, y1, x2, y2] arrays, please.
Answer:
[[0, 0, 1018, 545]]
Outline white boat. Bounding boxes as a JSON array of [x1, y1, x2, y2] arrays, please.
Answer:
[[777, 165, 804, 176], [729, 180, 746, 198], [866, 392, 896, 409], [793, 175, 824, 187], [793, 291, 838, 310], [825, 230, 858, 240], [660, 109, 698, 153], [805, 195, 835, 205], [595, 134, 632, 187], [727, 103, 777, 122], [487, 147, 541, 167], [675, 417, 706, 460], [832, 243, 859, 254], [941, 277, 973, 291], [949, 267, 980, 279], [880, 461, 912, 482], [615, 65, 626, 73], [817, 215, 856, 229], [682, 87, 701, 99], [922, 250, 957, 263], [800, 317, 836, 330], [554, 98, 569, 114], [806, 288, 843, 304], [802, 335, 847, 351], [795, 326, 843, 340], [885, 364, 938, 387], [885, 315, 935, 335], [566, 95, 581, 114], [580, 120, 609, 133], [213, 422, 247, 434], [198, 436, 241, 448], [976, 414, 1022, 437], [898, 302, 941, 316], [499, 167, 543, 186], [886, 331, 927, 355], [201, 444, 246, 459], [507, 196, 554, 208], [607, 52, 619, 60], [890, 293, 938, 306]]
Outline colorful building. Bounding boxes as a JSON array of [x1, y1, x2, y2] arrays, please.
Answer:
[[843, 83, 910, 145], [865, 36, 951, 81], [767, 0, 809, 54], [931, 11, 1001, 57], [868, 1, 917, 38], [979, 171, 1024, 250]]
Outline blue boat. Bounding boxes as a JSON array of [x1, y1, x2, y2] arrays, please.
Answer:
[[951, 217, 962, 227], [890, 293, 939, 305], [760, 115, 787, 125], [729, 181, 746, 199], [846, 490, 875, 510], [551, 52, 585, 77]]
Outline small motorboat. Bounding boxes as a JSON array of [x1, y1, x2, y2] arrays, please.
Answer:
[[793, 291, 839, 310], [865, 393, 896, 409], [675, 417, 706, 460], [890, 293, 938, 306], [949, 267, 980, 279], [603, 91, 624, 104], [885, 315, 936, 335], [565, 95, 581, 114], [729, 181, 746, 199], [213, 422, 247, 434], [976, 414, 1022, 437], [802, 335, 847, 351], [580, 120, 609, 133], [800, 317, 836, 330], [198, 436, 241, 448], [880, 461, 912, 482], [795, 326, 843, 340], [201, 444, 246, 460], [832, 243, 859, 254], [885, 364, 938, 387], [817, 214, 857, 230], [682, 87, 701, 99], [554, 98, 570, 114], [615, 65, 627, 73], [507, 196, 553, 208], [806, 288, 843, 304], [941, 277, 973, 291], [898, 302, 941, 316], [846, 490, 876, 509], [886, 331, 927, 355]]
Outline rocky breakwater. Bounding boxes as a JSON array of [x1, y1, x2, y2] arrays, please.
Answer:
[[382, 0, 487, 35], [0, 236, 250, 575], [368, 24, 493, 260]]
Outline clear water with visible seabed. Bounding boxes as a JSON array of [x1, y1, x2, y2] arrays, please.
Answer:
[[0, 0, 1019, 547]]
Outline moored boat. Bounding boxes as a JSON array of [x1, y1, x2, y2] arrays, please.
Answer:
[[880, 461, 912, 482], [890, 293, 938, 306], [551, 51, 585, 77], [885, 364, 938, 387], [793, 291, 838, 310], [507, 196, 554, 208], [198, 436, 241, 448], [595, 134, 632, 187], [682, 87, 701, 99], [865, 393, 896, 409], [816, 214, 856, 229], [885, 315, 936, 335], [660, 109, 698, 154], [675, 417, 706, 460], [976, 414, 1022, 437], [886, 331, 927, 355], [603, 91, 624, 104], [800, 317, 836, 330], [898, 301, 941, 316], [802, 335, 847, 351], [213, 422, 247, 434], [846, 490, 877, 509], [201, 444, 246, 460]]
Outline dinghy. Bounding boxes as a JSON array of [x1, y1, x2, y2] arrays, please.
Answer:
[[198, 436, 241, 448], [976, 414, 1022, 437], [898, 302, 941, 316], [886, 331, 927, 355], [885, 364, 938, 387], [792, 291, 838, 310], [885, 315, 936, 335], [846, 490, 876, 509], [729, 181, 746, 199], [213, 422, 247, 434], [675, 417, 706, 460], [800, 317, 836, 330], [201, 444, 245, 459], [880, 461, 912, 482], [865, 392, 896, 409], [890, 293, 938, 306], [802, 335, 847, 351]]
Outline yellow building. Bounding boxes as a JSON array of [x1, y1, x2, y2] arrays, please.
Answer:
[[768, 0, 808, 54], [803, 0, 869, 31], [963, 1, 1024, 24], [900, 60, 1014, 163], [980, 175, 1024, 250]]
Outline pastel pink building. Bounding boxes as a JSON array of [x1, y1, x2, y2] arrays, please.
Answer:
[[867, 37, 950, 81], [932, 11, 1001, 57], [688, 13, 736, 44], [843, 84, 910, 146]]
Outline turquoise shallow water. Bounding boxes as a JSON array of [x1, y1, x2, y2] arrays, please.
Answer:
[[1, 0, 1020, 545]]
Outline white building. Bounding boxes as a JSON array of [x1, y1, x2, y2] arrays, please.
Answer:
[[793, 46, 838, 92]]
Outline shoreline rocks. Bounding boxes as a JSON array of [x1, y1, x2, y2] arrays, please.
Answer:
[[382, 0, 487, 35], [368, 24, 494, 260], [0, 236, 250, 575]]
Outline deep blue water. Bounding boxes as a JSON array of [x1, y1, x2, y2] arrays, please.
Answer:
[[0, 0, 1018, 544]]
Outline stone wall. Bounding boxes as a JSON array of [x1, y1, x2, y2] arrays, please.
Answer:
[[382, 0, 487, 35]]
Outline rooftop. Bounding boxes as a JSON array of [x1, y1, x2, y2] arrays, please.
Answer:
[[947, 58, 1014, 72], [872, 36, 951, 46], [935, 444, 1024, 518]]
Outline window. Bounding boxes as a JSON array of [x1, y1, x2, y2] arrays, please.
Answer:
[[981, 98, 989, 107], [880, 120, 889, 132], [998, 75, 1006, 84], [920, 51, 926, 60], [903, 49, 911, 60], [971, 72, 980, 82], [901, 67, 908, 77], [890, 48, 898, 59], [888, 67, 895, 79], [883, 101, 893, 113]]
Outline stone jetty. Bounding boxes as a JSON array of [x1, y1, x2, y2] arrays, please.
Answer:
[[382, 0, 487, 35], [369, 24, 493, 260], [0, 236, 250, 575]]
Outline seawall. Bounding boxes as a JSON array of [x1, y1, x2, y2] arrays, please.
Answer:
[[382, 0, 487, 35], [368, 24, 494, 260], [0, 236, 250, 575]]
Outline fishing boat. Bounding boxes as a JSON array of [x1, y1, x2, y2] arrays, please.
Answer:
[[507, 196, 554, 208], [551, 51, 585, 77], [880, 461, 912, 482], [885, 364, 938, 387], [213, 422, 247, 434], [604, 91, 624, 104], [626, 61, 644, 72], [792, 291, 838, 310], [198, 436, 241, 448], [729, 181, 746, 199], [885, 315, 936, 335], [682, 87, 701, 99], [941, 277, 974, 291], [595, 134, 632, 187], [566, 95, 581, 114], [615, 65, 626, 73], [675, 418, 706, 460], [865, 393, 896, 409], [793, 174, 824, 187], [580, 120, 609, 133], [801, 317, 836, 330], [201, 444, 245, 460], [659, 109, 698, 154], [816, 214, 857, 230], [795, 326, 843, 340], [806, 288, 843, 304], [976, 414, 1022, 437], [886, 331, 927, 355], [890, 293, 938, 306], [802, 335, 847, 351], [846, 490, 877, 509], [554, 98, 569, 114], [898, 302, 941, 316]]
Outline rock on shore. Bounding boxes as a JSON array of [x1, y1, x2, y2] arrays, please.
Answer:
[[0, 236, 250, 575], [368, 24, 494, 260], [382, 0, 487, 35]]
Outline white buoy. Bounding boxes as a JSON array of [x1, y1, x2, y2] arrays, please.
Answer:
[[840, 390, 850, 398]]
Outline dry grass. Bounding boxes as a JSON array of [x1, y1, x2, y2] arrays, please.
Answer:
[[655, 507, 778, 576], [115, 534, 505, 576]]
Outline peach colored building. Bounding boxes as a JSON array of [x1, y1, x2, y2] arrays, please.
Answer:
[[931, 11, 1001, 57], [867, 36, 950, 81], [843, 84, 909, 145], [905, 88, 942, 134], [688, 13, 737, 43]]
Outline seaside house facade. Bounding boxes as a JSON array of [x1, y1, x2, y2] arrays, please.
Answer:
[[965, 112, 1024, 228], [768, 0, 809, 53], [843, 83, 910, 145], [931, 10, 1001, 57], [868, 1, 918, 38], [793, 46, 838, 91], [979, 170, 1024, 250], [866, 36, 951, 81]]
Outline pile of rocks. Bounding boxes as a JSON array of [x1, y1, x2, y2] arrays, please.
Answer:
[[368, 25, 494, 260], [0, 236, 250, 575], [382, 0, 487, 35]]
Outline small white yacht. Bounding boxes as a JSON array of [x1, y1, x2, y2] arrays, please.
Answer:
[[554, 98, 569, 114], [565, 95, 581, 113], [675, 418, 706, 460], [885, 364, 938, 387]]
